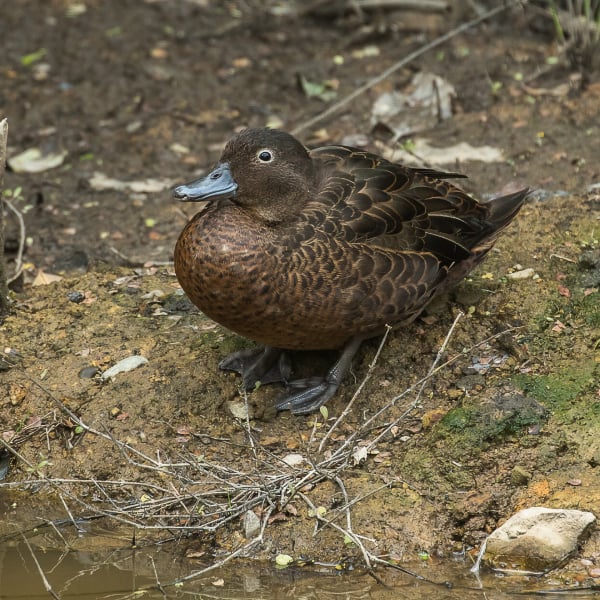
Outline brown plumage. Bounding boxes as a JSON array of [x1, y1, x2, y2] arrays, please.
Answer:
[[174, 128, 527, 414]]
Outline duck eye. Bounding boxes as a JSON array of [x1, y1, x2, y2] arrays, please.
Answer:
[[258, 150, 273, 162]]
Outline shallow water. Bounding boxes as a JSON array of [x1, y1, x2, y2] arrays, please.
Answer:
[[1, 492, 597, 599], [1, 531, 598, 600]]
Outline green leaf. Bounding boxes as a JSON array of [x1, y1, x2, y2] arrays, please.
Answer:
[[21, 48, 47, 67], [275, 554, 293, 567]]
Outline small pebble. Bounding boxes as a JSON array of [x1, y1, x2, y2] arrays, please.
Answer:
[[507, 268, 536, 280], [67, 291, 85, 303], [511, 465, 532, 486], [78, 366, 100, 379], [243, 510, 261, 538]]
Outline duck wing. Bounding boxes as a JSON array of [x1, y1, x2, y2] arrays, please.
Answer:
[[309, 145, 526, 266]]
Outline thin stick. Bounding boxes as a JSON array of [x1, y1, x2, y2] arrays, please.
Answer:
[[4, 199, 25, 284], [58, 493, 82, 536], [164, 506, 275, 587], [319, 325, 392, 452], [20, 534, 62, 600], [321, 325, 521, 468], [149, 556, 168, 599], [46, 520, 72, 552], [291, 2, 518, 136], [0, 118, 9, 314], [412, 311, 464, 409], [366, 310, 460, 451]]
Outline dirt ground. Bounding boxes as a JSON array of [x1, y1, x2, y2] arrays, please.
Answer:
[[1, 0, 600, 581]]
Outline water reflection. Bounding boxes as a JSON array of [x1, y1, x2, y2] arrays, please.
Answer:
[[0, 499, 597, 600], [3, 535, 599, 600]]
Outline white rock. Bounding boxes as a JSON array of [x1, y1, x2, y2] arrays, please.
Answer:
[[507, 268, 536, 280], [484, 507, 596, 573], [101, 356, 148, 380]]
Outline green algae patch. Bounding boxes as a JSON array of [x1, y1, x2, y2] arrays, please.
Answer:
[[513, 362, 599, 418], [434, 391, 548, 451]]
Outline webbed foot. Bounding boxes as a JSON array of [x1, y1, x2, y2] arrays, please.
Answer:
[[276, 376, 340, 415], [219, 346, 291, 390], [276, 337, 364, 415]]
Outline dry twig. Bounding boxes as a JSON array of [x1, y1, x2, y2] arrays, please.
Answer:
[[21, 533, 62, 600], [0, 118, 9, 314], [1, 314, 522, 581], [291, 2, 520, 136]]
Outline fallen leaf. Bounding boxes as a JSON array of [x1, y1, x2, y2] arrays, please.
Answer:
[[89, 172, 175, 192], [298, 74, 337, 102], [382, 139, 504, 166], [268, 512, 289, 524], [558, 285, 571, 298], [9, 147, 67, 173], [32, 270, 63, 286], [282, 453, 305, 467], [371, 71, 456, 138], [275, 554, 293, 567]]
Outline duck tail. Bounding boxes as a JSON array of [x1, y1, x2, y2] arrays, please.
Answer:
[[437, 188, 529, 294], [486, 188, 530, 234]]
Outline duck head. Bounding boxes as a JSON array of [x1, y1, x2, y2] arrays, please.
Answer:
[[174, 128, 317, 223]]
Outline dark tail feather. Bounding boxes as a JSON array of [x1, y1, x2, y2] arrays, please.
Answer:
[[436, 188, 529, 295], [486, 188, 530, 234]]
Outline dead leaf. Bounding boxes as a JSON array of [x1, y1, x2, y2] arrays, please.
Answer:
[[32, 270, 63, 286], [268, 512, 289, 524], [8, 147, 67, 173], [282, 453, 305, 467], [381, 139, 503, 166], [371, 71, 455, 137], [558, 285, 571, 298], [2, 430, 16, 442], [420, 314, 438, 325], [82, 292, 97, 304]]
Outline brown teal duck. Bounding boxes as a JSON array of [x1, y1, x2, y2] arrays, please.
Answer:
[[174, 128, 527, 415]]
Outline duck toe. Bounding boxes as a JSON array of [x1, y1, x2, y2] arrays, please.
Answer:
[[275, 378, 339, 415], [219, 346, 291, 389]]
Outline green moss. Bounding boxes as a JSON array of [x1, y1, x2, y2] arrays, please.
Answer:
[[440, 407, 471, 432], [512, 362, 597, 413], [574, 292, 600, 328], [437, 394, 547, 449], [217, 334, 251, 355]]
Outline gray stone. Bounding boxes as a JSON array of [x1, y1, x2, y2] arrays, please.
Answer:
[[510, 466, 532, 486], [484, 507, 596, 573], [243, 510, 261, 539]]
